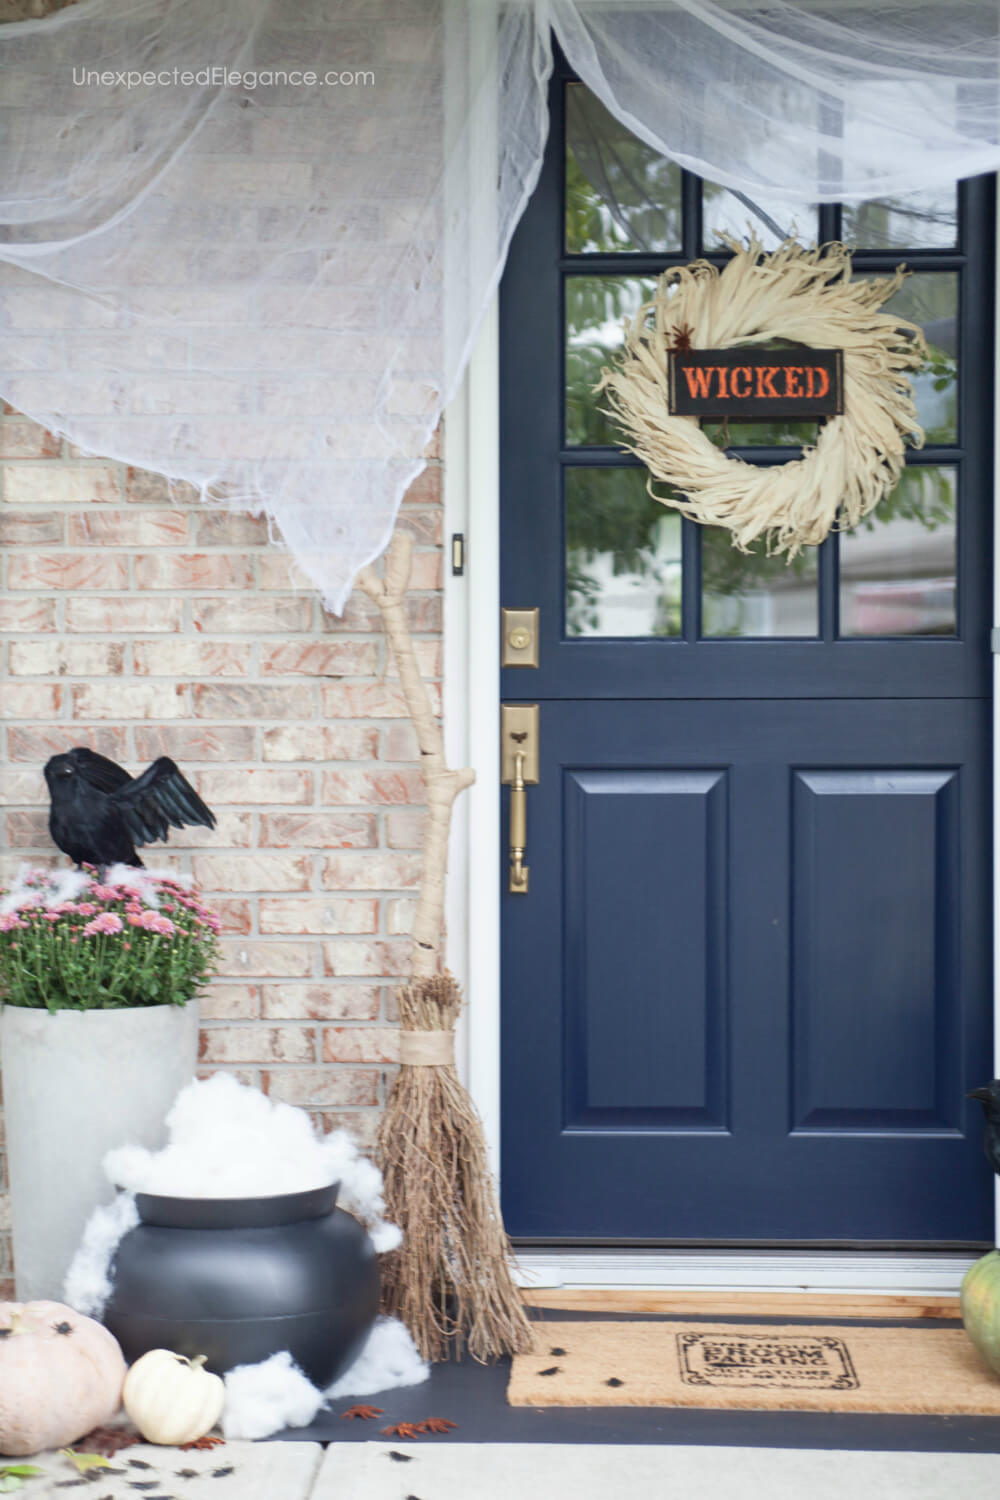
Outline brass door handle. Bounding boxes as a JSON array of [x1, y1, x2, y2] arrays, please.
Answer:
[[501, 704, 538, 896], [509, 750, 529, 893]]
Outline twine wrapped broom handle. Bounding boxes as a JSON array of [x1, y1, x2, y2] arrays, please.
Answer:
[[357, 532, 476, 979], [357, 531, 535, 1361], [398, 1029, 455, 1065]]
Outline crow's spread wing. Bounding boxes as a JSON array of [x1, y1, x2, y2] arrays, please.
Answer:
[[70, 746, 133, 794], [110, 757, 216, 848]]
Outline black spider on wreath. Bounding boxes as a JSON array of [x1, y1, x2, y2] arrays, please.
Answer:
[[44, 747, 216, 870]]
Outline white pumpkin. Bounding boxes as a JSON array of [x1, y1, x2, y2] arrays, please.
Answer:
[[0, 1300, 127, 1456], [123, 1348, 225, 1446]]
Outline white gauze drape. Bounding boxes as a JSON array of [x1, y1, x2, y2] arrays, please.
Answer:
[[0, 1, 997, 610]]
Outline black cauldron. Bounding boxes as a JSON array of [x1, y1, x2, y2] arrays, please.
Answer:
[[103, 1182, 379, 1384]]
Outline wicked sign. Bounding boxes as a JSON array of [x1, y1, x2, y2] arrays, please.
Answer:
[[598, 240, 924, 559], [667, 347, 844, 421]]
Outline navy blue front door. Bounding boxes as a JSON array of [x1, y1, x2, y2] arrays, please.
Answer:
[[500, 68, 995, 1245]]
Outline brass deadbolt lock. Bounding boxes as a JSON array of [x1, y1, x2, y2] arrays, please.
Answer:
[[501, 607, 539, 668]]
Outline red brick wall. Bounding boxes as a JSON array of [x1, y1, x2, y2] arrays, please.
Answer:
[[0, 406, 443, 1295]]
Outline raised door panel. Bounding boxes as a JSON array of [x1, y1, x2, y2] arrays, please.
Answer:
[[563, 768, 728, 1129], [791, 769, 960, 1132]]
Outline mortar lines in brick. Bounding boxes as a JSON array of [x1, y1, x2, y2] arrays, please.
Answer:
[[0, 404, 445, 1275]]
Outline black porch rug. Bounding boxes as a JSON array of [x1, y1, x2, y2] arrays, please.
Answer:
[[274, 1309, 1000, 1452]]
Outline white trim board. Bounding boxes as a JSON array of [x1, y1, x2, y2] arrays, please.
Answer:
[[445, 298, 501, 1163], [443, 299, 501, 1170], [514, 1250, 977, 1298], [992, 174, 1000, 1241]]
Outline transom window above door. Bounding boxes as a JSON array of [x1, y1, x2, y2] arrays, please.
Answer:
[[562, 84, 962, 642]]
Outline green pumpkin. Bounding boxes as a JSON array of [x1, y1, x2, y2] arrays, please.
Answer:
[[961, 1251, 1000, 1375]]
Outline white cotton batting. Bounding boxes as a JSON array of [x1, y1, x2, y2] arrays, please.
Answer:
[[369, 1220, 404, 1254], [103, 1074, 399, 1246], [62, 1190, 138, 1317], [65, 1076, 400, 1323], [222, 1352, 326, 1440], [220, 1318, 429, 1439], [0, 863, 185, 915], [44, 867, 93, 908], [104, 864, 194, 909], [0, 865, 42, 915], [325, 1316, 430, 1399]]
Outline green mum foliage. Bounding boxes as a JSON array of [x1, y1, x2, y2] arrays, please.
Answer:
[[0, 868, 221, 1013]]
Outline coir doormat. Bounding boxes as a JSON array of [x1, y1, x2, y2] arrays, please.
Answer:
[[507, 1321, 1000, 1415]]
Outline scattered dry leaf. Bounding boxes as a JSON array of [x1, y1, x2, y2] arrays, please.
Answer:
[[59, 1452, 113, 1475], [77, 1429, 142, 1458]]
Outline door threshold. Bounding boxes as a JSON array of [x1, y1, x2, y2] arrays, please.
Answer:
[[513, 1247, 981, 1300], [522, 1288, 961, 1320]]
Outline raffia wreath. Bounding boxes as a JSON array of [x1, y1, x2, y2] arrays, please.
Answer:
[[597, 238, 928, 558]]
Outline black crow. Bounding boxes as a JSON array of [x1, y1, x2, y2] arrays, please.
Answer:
[[43, 747, 216, 869], [968, 1081, 1000, 1177]]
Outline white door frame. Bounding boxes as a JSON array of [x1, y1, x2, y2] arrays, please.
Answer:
[[440, 201, 1000, 1302]]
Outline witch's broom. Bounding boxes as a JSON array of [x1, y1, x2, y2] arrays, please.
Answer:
[[356, 531, 533, 1362]]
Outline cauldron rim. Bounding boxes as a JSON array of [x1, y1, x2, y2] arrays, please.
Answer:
[[123, 1180, 340, 1229]]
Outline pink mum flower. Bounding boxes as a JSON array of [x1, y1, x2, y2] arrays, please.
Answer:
[[90, 884, 123, 902], [76, 903, 98, 917], [82, 912, 124, 937], [127, 910, 175, 937], [0, 914, 27, 932]]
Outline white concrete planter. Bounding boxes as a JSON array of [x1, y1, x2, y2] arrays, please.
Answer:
[[0, 1002, 199, 1302]]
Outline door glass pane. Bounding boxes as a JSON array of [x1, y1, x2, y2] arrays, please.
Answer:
[[703, 416, 819, 449], [703, 182, 817, 252], [565, 468, 681, 637], [839, 466, 957, 637], [843, 189, 957, 250], [565, 84, 683, 255], [566, 275, 656, 446], [701, 528, 819, 637], [880, 271, 958, 444]]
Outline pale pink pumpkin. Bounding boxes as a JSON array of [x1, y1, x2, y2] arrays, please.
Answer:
[[0, 1300, 126, 1456]]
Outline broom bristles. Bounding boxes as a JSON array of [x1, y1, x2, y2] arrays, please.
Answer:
[[377, 973, 534, 1362]]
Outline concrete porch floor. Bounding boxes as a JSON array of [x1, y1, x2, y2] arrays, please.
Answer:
[[15, 1437, 1000, 1500], [15, 1308, 1000, 1497]]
